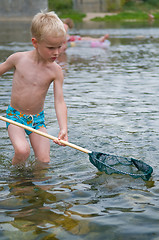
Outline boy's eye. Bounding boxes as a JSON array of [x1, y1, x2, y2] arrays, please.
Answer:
[[48, 47, 55, 50], [47, 46, 62, 50]]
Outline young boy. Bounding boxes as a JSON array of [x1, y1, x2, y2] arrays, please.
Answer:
[[0, 11, 68, 165]]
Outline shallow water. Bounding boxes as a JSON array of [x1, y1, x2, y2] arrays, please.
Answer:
[[0, 21, 159, 239]]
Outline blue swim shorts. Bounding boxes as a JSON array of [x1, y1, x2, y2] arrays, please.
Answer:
[[6, 105, 46, 135]]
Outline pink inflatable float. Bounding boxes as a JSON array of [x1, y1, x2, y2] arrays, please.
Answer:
[[68, 39, 111, 49]]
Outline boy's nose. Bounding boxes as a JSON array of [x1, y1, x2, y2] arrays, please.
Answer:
[[53, 48, 60, 56]]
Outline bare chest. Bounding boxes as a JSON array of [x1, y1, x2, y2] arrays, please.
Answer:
[[14, 61, 54, 89]]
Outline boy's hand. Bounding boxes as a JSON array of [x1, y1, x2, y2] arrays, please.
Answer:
[[53, 130, 68, 146]]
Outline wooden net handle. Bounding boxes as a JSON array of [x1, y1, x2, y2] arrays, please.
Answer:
[[0, 116, 91, 154]]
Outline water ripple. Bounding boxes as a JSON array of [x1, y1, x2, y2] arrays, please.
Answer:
[[0, 24, 159, 240]]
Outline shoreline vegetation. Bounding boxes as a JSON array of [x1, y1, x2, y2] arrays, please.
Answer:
[[48, 0, 159, 23], [91, 11, 159, 22]]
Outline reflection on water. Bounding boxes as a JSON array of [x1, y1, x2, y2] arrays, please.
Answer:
[[0, 21, 159, 239]]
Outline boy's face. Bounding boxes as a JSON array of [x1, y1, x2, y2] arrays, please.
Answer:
[[32, 35, 66, 62]]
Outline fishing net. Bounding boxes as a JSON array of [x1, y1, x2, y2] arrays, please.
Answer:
[[89, 152, 153, 181]]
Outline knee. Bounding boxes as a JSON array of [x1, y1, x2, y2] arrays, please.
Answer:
[[36, 153, 50, 163], [14, 143, 30, 161]]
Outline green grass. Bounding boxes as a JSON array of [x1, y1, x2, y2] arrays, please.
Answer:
[[92, 11, 159, 22], [153, 12, 159, 20], [58, 10, 85, 22]]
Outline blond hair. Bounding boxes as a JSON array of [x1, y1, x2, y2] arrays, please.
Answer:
[[31, 11, 66, 42]]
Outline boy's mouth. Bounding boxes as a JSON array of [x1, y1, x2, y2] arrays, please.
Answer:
[[50, 57, 56, 61]]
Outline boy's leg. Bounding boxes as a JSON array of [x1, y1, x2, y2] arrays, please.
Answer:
[[8, 124, 30, 165], [29, 127, 50, 163]]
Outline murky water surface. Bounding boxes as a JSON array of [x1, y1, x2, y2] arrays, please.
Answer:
[[0, 21, 159, 240]]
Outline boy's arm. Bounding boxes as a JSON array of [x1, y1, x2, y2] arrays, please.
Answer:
[[0, 54, 16, 75], [53, 65, 68, 145]]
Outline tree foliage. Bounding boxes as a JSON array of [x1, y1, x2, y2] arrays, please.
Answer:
[[48, 0, 73, 12], [142, 0, 159, 6]]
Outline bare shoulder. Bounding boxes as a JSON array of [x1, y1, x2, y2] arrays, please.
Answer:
[[52, 61, 63, 79], [7, 51, 29, 64]]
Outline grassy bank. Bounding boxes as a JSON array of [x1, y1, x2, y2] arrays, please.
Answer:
[[92, 1, 159, 22], [92, 11, 159, 22], [48, 0, 159, 22]]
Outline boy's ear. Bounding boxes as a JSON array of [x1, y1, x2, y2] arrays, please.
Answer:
[[32, 38, 38, 48]]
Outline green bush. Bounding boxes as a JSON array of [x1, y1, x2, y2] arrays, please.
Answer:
[[48, 0, 85, 21], [106, 0, 128, 11], [48, 0, 73, 12], [143, 0, 159, 5]]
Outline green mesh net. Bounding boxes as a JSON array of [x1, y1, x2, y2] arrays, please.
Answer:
[[89, 152, 153, 181]]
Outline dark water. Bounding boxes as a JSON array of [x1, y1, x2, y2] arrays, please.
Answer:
[[0, 20, 159, 240]]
